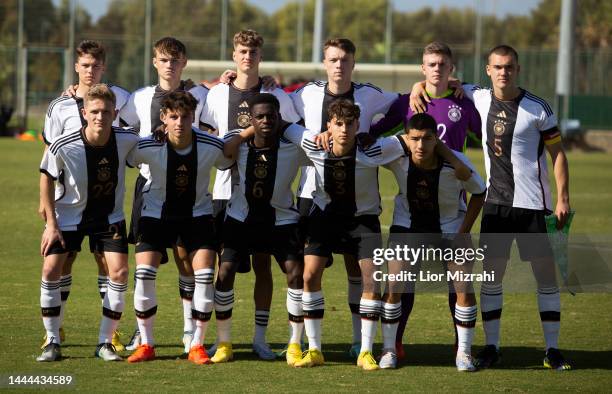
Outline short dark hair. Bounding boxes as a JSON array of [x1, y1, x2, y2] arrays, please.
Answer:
[[487, 44, 519, 63], [76, 40, 106, 63], [323, 38, 356, 57], [161, 91, 197, 116], [233, 29, 264, 48], [406, 113, 437, 134], [154, 37, 187, 58], [423, 41, 453, 61], [247, 93, 280, 113], [327, 99, 360, 123]]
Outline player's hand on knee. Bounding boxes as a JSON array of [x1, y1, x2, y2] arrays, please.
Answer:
[[555, 200, 571, 230], [62, 84, 78, 97], [409, 81, 430, 114], [41, 226, 64, 256], [219, 70, 237, 84]]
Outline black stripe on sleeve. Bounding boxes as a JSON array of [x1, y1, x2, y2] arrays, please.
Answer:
[[40, 168, 57, 180]]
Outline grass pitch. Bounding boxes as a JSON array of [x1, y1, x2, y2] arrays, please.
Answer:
[[0, 139, 611, 392]]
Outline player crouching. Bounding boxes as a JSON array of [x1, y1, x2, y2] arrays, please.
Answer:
[[125, 92, 234, 364], [38, 84, 139, 362]]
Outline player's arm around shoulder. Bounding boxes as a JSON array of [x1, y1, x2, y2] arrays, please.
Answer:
[[451, 151, 486, 191], [126, 135, 158, 168], [282, 123, 318, 152], [368, 83, 400, 115], [222, 128, 251, 160], [434, 140, 471, 181], [271, 87, 302, 123], [360, 134, 406, 166], [204, 131, 234, 170], [115, 126, 140, 164]]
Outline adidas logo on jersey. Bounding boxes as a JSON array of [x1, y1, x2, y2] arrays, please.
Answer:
[[177, 164, 188, 171], [99, 158, 109, 165], [239, 101, 249, 108], [497, 110, 507, 119]]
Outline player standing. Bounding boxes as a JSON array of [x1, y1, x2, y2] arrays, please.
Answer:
[[125, 91, 234, 364], [381, 113, 486, 370], [214, 93, 308, 365], [279, 99, 415, 368], [40, 40, 129, 350], [430, 45, 571, 371], [37, 84, 138, 362], [290, 38, 399, 357], [201, 30, 301, 360], [119, 37, 210, 353], [370, 42, 482, 359]]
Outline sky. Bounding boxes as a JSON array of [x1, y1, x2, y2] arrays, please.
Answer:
[[53, 0, 543, 22]]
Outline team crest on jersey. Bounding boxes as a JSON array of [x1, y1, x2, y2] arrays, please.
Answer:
[[332, 161, 346, 181], [448, 105, 462, 122], [237, 112, 251, 128], [493, 120, 506, 136], [175, 164, 189, 187], [97, 157, 111, 181], [416, 180, 430, 199], [97, 168, 111, 182], [254, 163, 268, 179]]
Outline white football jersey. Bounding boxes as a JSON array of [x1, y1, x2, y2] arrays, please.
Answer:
[[224, 128, 310, 226], [40, 127, 139, 231], [464, 84, 560, 211], [119, 83, 209, 180], [290, 81, 399, 199], [283, 124, 404, 216], [386, 149, 486, 233], [202, 82, 301, 200], [42, 84, 130, 145], [127, 128, 234, 219]]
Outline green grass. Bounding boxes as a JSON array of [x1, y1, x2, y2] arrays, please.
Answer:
[[0, 139, 611, 392]]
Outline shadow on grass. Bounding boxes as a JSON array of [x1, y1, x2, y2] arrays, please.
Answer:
[[228, 343, 612, 370], [57, 342, 612, 369]]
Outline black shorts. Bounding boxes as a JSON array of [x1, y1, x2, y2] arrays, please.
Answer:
[[479, 202, 552, 261], [384, 225, 474, 293], [47, 220, 128, 256], [304, 205, 381, 261], [297, 197, 313, 244], [136, 215, 218, 255], [221, 216, 302, 273], [213, 199, 252, 273], [212, 199, 228, 248]]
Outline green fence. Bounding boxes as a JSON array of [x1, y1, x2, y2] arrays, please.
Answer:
[[570, 95, 612, 130]]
